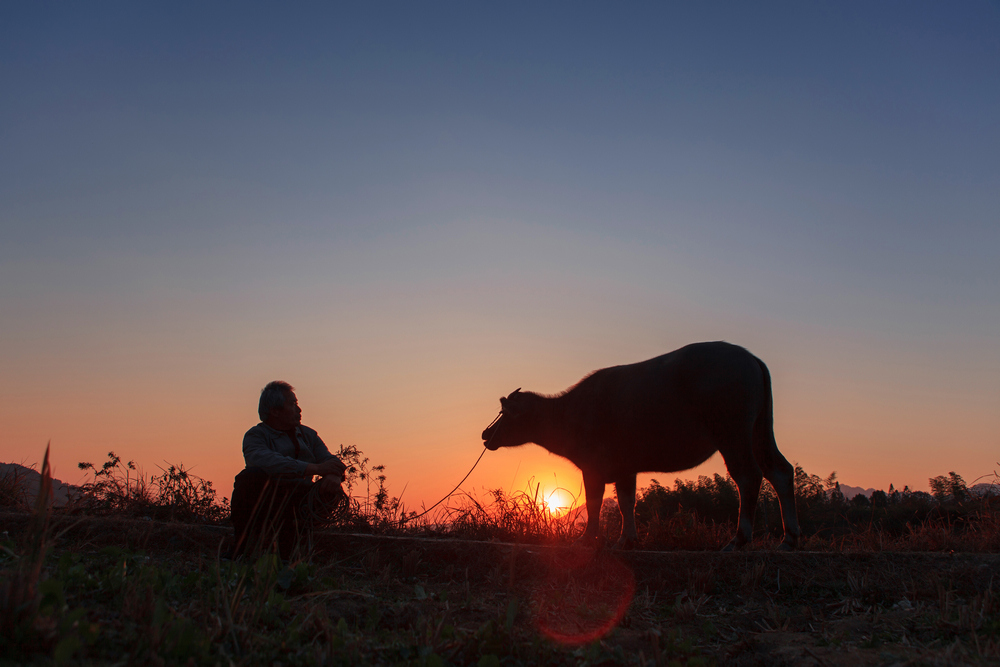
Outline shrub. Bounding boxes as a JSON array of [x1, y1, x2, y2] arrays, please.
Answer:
[[76, 452, 227, 524], [0, 465, 29, 510]]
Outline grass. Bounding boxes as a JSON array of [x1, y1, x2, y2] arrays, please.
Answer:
[[2, 447, 1000, 665], [74, 452, 230, 524], [434, 485, 585, 544], [3, 518, 999, 665], [0, 464, 30, 512]]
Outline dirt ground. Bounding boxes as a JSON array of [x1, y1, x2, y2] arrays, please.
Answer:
[[3, 512, 999, 665], [314, 533, 1000, 665]]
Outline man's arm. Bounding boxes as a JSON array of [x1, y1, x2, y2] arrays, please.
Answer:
[[243, 426, 309, 476], [305, 459, 347, 477], [301, 427, 347, 478]]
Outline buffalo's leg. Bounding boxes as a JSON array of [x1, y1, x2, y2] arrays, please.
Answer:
[[720, 447, 763, 551], [756, 436, 801, 550], [614, 474, 638, 549], [577, 470, 605, 545]]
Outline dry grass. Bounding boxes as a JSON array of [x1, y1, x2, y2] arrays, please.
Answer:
[[0, 444, 57, 656], [4, 444, 1000, 664], [0, 464, 30, 512], [3, 483, 1000, 664], [434, 484, 585, 544], [74, 452, 229, 524], [421, 481, 1000, 554], [56, 447, 1000, 554]]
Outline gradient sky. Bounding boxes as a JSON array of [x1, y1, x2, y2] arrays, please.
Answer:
[[2, 2, 998, 515]]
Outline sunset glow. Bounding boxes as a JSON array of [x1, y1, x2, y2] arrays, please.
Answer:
[[1, 4, 998, 514]]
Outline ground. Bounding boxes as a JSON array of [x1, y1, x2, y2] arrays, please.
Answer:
[[1, 512, 998, 665]]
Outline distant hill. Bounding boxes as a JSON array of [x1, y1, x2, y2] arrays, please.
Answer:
[[0, 462, 78, 507], [837, 481, 999, 500], [837, 484, 875, 499], [971, 482, 1000, 497]]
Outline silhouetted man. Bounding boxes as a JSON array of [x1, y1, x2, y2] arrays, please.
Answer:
[[231, 381, 347, 559]]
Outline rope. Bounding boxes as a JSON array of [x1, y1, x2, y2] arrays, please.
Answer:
[[401, 406, 503, 523], [302, 479, 349, 525], [303, 407, 503, 527], [402, 446, 487, 523]]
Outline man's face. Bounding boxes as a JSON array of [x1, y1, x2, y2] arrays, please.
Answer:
[[269, 391, 302, 430]]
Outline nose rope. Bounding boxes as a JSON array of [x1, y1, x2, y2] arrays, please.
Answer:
[[483, 409, 504, 434]]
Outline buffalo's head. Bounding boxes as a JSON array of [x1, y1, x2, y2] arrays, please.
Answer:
[[482, 387, 540, 450]]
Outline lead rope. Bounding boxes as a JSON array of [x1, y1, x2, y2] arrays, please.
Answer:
[[305, 408, 504, 526], [401, 407, 504, 523], [401, 446, 487, 523]]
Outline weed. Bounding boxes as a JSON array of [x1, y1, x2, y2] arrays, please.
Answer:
[[75, 452, 228, 524], [5, 444, 1000, 664], [0, 463, 29, 510]]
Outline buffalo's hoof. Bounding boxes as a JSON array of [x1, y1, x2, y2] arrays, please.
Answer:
[[777, 539, 797, 552], [721, 539, 746, 552], [612, 538, 637, 551]]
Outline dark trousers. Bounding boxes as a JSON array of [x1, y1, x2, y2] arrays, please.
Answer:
[[231, 467, 313, 559]]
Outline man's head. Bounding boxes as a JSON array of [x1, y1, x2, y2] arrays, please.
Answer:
[[259, 380, 302, 430]]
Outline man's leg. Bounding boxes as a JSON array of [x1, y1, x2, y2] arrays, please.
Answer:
[[277, 481, 314, 560], [231, 467, 271, 558], [233, 470, 318, 560]]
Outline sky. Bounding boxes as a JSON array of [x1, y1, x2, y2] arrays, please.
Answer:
[[2, 2, 998, 515]]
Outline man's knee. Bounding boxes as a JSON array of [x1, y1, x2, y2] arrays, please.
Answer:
[[234, 467, 269, 486], [233, 467, 272, 498]]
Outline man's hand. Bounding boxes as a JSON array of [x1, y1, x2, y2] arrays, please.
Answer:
[[317, 474, 346, 502], [305, 458, 348, 479]]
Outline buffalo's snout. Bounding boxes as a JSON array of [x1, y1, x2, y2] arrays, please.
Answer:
[[482, 420, 502, 450]]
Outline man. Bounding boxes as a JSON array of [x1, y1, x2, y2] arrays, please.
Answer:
[[231, 381, 347, 559]]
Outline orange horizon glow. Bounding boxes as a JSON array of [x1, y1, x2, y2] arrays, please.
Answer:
[[3, 3, 998, 537], [6, 276, 996, 517]]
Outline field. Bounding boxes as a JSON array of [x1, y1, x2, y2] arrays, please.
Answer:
[[3, 518, 1000, 665], [2, 452, 1000, 665]]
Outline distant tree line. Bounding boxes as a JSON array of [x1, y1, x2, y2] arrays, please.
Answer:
[[621, 466, 998, 545]]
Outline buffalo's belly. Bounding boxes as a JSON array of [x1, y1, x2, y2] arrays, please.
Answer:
[[636, 437, 717, 473], [593, 435, 718, 479]]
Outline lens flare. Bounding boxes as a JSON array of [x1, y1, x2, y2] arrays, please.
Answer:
[[533, 549, 636, 646]]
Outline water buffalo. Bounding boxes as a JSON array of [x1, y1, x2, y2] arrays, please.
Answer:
[[481, 342, 801, 550]]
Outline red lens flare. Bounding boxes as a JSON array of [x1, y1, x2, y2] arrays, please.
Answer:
[[532, 547, 636, 646]]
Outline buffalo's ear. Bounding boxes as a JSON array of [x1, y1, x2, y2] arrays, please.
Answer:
[[500, 396, 507, 406], [508, 387, 522, 398]]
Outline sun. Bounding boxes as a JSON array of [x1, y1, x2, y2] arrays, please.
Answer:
[[542, 488, 576, 517]]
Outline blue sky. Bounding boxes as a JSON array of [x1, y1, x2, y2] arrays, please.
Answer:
[[2, 2, 998, 505]]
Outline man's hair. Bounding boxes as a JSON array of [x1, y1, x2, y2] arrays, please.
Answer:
[[259, 381, 294, 421]]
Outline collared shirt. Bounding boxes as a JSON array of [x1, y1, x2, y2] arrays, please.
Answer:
[[242, 422, 340, 477]]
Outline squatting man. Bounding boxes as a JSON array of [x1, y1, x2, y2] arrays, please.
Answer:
[[231, 381, 347, 559]]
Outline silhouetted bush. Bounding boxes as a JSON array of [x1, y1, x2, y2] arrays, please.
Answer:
[[0, 466, 29, 510], [76, 452, 228, 524], [322, 444, 406, 531], [51, 448, 1000, 552], [622, 465, 999, 550]]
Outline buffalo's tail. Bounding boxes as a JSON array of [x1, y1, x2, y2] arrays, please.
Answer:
[[751, 354, 801, 546], [751, 357, 780, 468]]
